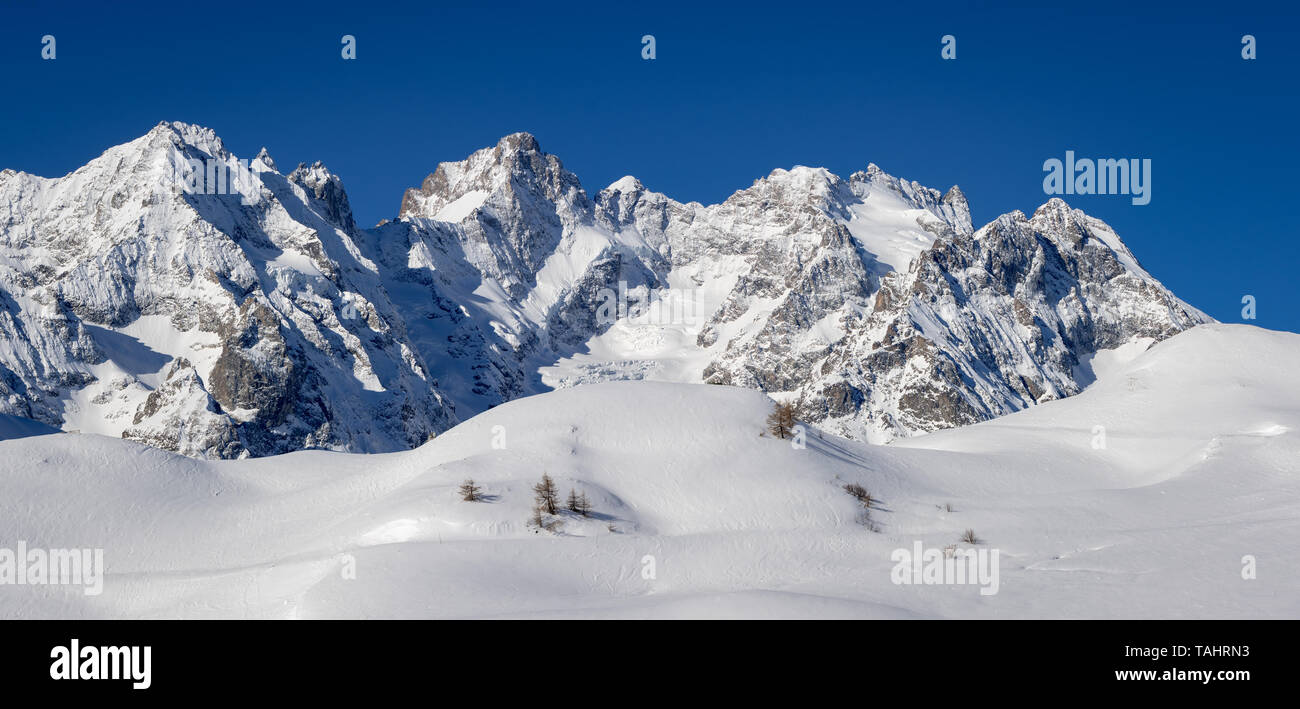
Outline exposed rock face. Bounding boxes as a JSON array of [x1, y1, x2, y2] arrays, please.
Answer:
[[794, 198, 1209, 441], [0, 123, 1212, 456], [122, 358, 242, 458]]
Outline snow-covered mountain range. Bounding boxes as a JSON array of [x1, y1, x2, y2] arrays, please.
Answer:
[[0, 122, 1210, 457]]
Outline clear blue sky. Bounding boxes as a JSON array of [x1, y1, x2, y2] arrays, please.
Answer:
[[2, 1, 1297, 331]]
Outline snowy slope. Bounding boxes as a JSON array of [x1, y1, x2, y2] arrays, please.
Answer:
[[1, 324, 1294, 619], [0, 413, 60, 441]]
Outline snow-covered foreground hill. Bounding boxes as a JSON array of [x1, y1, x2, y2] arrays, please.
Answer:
[[1, 324, 1296, 619]]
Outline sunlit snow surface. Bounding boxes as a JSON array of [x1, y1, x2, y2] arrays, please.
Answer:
[[0, 324, 1295, 619]]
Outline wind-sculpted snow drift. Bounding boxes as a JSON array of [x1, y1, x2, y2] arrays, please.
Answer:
[[0, 122, 1210, 457]]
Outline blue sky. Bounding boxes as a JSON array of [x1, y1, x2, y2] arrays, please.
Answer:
[[2, 0, 1297, 331]]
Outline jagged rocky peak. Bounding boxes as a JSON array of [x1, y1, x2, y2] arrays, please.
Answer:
[[703, 166, 848, 239], [391, 132, 604, 303], [941, 185, 969, 220], [254, 147, 277, 172], [288, 160, 337, 187], [849, 163, 973, 235], [595, 175, 653, 218], [605, 175, 646, 194], [1023, 196, 1131, 256], [598, 174, 660, 209], [756, 165, 840, 195], [850, 162, 916, 196], [398, 131, 588, 223], [289, 160, 355, 230], [139, 120, 232, 165], [1023, 196, 1085, 240], [593, 176, 695, 256]]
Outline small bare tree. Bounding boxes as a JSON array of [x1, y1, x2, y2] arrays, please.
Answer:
[[567, 488, 593, 517], [458, 478, 483, 502], [844, 483, 873, 508], [529, 505, 563, 533], [533, 473, 559, 515], [766, 401, 798, 439]]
